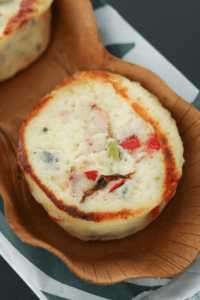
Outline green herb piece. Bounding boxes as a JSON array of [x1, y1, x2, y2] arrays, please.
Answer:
[[108, 141, 120, 161], [156, 177, 159, 180]]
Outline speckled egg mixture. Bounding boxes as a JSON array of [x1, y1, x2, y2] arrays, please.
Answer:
[[0, 16, 47, 80], [25, 80, 165, 213], [0, 0, 22, 35], [0, 0, 53, 81]]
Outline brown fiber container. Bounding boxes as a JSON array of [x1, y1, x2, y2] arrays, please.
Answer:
[[0, 0, 200, 284]]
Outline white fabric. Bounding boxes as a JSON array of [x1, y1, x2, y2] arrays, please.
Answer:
[[0, 233, 48, 300], [0, 233, 109, 300], [140, 272, 200, 300], [126, 277, 171, 286], [94, 5, 199, 102]]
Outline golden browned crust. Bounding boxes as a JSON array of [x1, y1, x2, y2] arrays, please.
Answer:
[[3, 0, 38, 37], [131, 103, 181, 204]]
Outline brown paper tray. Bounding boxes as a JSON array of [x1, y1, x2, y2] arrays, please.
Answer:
[[1, 0, 200, 284]]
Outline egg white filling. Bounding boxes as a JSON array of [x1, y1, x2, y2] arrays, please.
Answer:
[[25, 81, 165, 212]]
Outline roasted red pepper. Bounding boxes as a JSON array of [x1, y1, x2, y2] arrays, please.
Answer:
[[85, 170, 98, 181], [109, 179, 125, 193], [145, 133, 160, 153], [120, 135, 141, 152], [19, 19, 29, 28]]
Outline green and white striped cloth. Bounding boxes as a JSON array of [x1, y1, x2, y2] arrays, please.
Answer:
[[1, 0, 200, 299]]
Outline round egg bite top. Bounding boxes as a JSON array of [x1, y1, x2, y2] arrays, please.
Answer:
[[18, 71, 184, 223]]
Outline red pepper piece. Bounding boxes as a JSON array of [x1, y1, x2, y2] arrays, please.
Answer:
[[69, 175, 74, 182], [19, 19, 29, 28], [85, 170, 98, 181], [120, 135, 141, 152], [59, 109, 70, 117], [85, 134, 94, 147], [109, 179, 125, 193], [145, 133, 160, 154], [151, 205, 160, 218], [136, 154, 147, 164]]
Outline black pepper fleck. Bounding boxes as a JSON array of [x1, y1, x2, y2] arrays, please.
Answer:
[[96, 177, 108, 188], [42, 127, 48, 132]]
